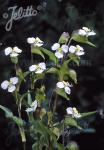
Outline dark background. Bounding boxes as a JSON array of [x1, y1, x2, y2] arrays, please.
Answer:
[[0, 0, 104, 149]]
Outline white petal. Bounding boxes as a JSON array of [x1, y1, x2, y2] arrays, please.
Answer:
[[76, 51, 84, 56], [55, 51, 63, 58], [27, 37, 35, 44], [8, 85, 16, 92], [69, 46, 76, 53], [35, 69, 44, 74], [4, 47, 12, 56], [35, 37, 43, 43], [76, 45, 84, 51], [61, 45, 69, 53], [31, 100, 38, 110], [39, 62, 46, 70], [26, 107, 34, 113], [82, 27, 90, 32], [65, 86, 71, 94], [35, 43, 43, 47], [10, 52, 18, 57], [88, 31, 96, 36], [29, 65, 37, 72], [66, 107, 73, 115], [1, 80, 9, 90], [10, 77, 18, 85], [56, 82, 64, 88], [13, 47, 22, 53], [78, 29, 86, 36], [51, 43, 60, 51]]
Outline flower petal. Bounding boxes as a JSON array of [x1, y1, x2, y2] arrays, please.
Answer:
[[27, 37, 35, 44], [78, 29, 86, 36], [4, 47, 12, 56], [55, 51, 63, 58], [51, 43, 60, 51], [1, 80, 9, 90], [31, 100, 38, 110], [26, 107, 34, 113], [56, 82, 64, 88], [13, 47, 22, 53], [35, 69, 44, 74], [29, 65, 37, 72], [76, 51, 84, 56], [8, 85, 16, 92], [69, 46, 76, 53], [10, 77, 18, 85], [88, 31, 96, 36], [61, 45, 69, 53], [65, 86, 71, 94], [66, 107, 73, 115], [39, 62, 46, 70]]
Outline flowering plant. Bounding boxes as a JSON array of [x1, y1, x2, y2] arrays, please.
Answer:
[[0, 27, 97, 150]]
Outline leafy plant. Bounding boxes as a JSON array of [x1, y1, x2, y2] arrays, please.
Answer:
[[0, 27, 97, 150]]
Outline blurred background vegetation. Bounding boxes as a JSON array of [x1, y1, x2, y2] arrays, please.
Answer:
[[0, 0, 104, 149]]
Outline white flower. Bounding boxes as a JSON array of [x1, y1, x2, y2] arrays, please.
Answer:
[[51, 43, 69, 59], [4, 46, 22, 57], [66, 107, 81, 118], [29, 62, 46, 73], [78, 27, 96, 37], [1, 77, 18, 92], [56, 81, 72, 95], [27, 37, 43, 47], [26, 100, 38, 113], [69, 45, 84, 56]]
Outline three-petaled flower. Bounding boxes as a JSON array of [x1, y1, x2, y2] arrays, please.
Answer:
[[56, 81, 72, 95], [5, 46, 22, 57], [1, 77, 18, 92], [26, 100, 38, 113], [29, 62, 46, 73], [51, 43, 69, 59], [69, 45, 84, 56], [78, 27, 96, 37], [66, 107, 81, 118], [27, 37, 43, 47]]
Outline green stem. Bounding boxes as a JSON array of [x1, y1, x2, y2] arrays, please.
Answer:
[[53, 94, 58, 114]]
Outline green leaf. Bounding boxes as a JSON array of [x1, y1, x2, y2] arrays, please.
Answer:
[[35, 86, 46, 105], [58, 32, 70, 44], [66, 142, 79, 150], [27, 91, 32, 105], [56, 88, 70, 100], [46, 67, 59, 75], [65, 116, 82, 129], [12, 116, 24, 126], [68, 53, 80, 66], [32, 47, 45, 59], [11, 57, 18, 64], [40, 47, 58, 64], [0, 105, 13, 118], [81, 111, 97, 118], [69, 69, 77, 84], [71, 31, 96, 47]]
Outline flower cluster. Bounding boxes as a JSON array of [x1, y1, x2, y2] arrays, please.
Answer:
[[29, 62, 46, 73], [1, 77, 18, 92], [78, 27, 96, 37], [51, 43, 69, 59], [27, 37, 43, 47], [5, 46, 22, 57], [56, 81, 72, 95], [69, 45, 84, 56], [66, 107, 81, 118]]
